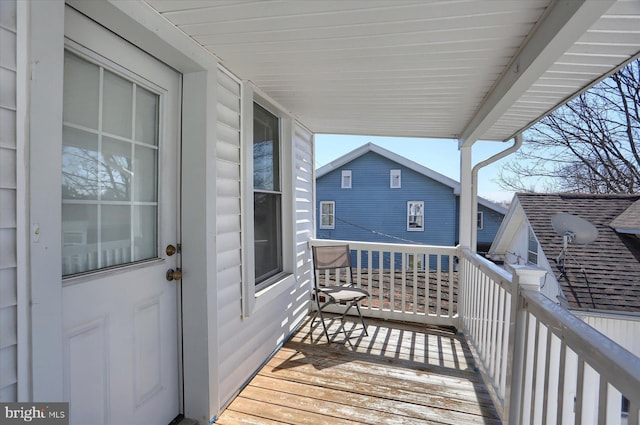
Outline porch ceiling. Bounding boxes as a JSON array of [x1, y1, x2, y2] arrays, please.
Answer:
[[145, 0, 639, 144]]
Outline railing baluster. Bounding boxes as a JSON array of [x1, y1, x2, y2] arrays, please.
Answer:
[[597, 378, 607, 425], [629, 401, 639, 425], [556, 343, 567, 425], [541, 325, 552, 425], [401, 253, 406, 314], [529, 319, 541, 425], [499, 288, 509, 398], [413, 257, 420, 314], [378, 249, 384, 312], [448, 254, 454, 318], [390, 252, 395, 314], [521, 312, 532, 425], [436, 254, 441, 317], [576, 358, 585, 425]]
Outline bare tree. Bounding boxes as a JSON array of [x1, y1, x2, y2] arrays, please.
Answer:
[[499, 59, 640, 194]]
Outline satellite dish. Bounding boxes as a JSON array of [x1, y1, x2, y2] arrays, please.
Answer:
[[551, 213, 599, 244]]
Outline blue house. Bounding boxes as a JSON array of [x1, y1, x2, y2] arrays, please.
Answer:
[[316, 143, 506, 259]]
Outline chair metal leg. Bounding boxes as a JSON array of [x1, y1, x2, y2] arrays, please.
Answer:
[[355, 302, 368, 336], [312, 295, 332, 343]]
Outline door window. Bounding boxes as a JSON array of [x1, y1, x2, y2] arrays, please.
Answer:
[[62, 50, 159, 276]]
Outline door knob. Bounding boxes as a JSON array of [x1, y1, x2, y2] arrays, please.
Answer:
[[166, 268, 182, 281]]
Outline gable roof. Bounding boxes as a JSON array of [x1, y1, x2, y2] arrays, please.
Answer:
[[316, 143, 507, 214], [517, 193, 640, 313], [610, 199, 640, 235]]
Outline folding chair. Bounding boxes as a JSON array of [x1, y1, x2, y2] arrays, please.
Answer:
[[311, 244, 369, 342]]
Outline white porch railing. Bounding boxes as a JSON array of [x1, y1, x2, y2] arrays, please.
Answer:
[[309, 239, 458, 327], [309, 239, 640, 424], [459, 247, 640, 425]]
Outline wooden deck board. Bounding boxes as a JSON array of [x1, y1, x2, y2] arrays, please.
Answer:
[[216, 316, 500, 425]]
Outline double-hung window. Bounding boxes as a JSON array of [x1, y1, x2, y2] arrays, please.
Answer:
[[253, 103, 282, 286], [477, 212, 484, 230], [390, 169, 401, 188], [341, 170, 352, 188], [319, 201, 335, 229], [407, 201, 424, 231]]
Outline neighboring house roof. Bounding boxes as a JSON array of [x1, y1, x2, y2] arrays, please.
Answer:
[[316, 143, 507, 215], [518, 193, 640, 313], [610, 199, 640, 235]]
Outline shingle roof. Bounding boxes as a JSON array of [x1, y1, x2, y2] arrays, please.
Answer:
[[610, 199, 640, 235], [517, 193, 640, 313]]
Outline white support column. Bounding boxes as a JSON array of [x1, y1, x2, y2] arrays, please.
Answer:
[[459, 144, 473, 249], [181, 70, 220, 423]]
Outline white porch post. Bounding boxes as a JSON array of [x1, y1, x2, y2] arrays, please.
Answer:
[[181, 70, 220, 423], [459, 145, 473, 250]]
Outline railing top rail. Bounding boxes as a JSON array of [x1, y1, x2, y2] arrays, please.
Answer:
[[309, 238, 459, 255], [460, 248, 512, 292], [523, 289, 640, 403]]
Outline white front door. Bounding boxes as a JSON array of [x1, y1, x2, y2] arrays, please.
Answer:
[[61, 8, 181, 425]]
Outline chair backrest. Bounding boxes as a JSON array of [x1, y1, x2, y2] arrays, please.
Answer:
[[311, 245, 355, 288], [312, 245, 352, 271]]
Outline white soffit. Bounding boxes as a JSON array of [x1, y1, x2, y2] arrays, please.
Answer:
[[144, 0, 640, 142]]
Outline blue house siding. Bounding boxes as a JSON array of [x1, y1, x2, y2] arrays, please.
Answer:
[[477, 204, 505, 251], [316, 145, 505, 268], [317, 152, 457, 247]]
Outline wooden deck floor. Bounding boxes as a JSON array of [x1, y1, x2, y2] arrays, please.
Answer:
[[216, 315, 501, 425]]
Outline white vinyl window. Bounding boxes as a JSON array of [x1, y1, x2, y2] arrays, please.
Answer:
[[407, 201, 424, 231], [341, 170, 352, 188], [319, 201, 335, 229], [253, 102, 282, 287], [528, 226, 539, 265], [61, 50, 160, 276], [390, 169, 401, 188], [477, 212, 484, 230]]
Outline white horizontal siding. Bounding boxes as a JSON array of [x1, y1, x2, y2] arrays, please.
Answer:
[[293, 124, 314, 281], [0, 0, 18, 402], [579, 314, 640, 359], [215, 78, 313, 408]]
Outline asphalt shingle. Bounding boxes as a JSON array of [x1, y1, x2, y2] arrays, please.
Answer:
[[517, 193, 640, 313]]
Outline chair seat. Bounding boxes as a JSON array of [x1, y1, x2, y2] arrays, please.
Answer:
[[318, 286, 369, 302]]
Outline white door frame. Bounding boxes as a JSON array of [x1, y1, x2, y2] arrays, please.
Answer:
[[29, 1, 222, 422]]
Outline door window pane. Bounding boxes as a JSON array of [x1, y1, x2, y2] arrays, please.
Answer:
[[62, 50, 160, 276], [133, 205, 157, 262], [62, 127, 99, 200], [62, 204, 98, 275], [101, 137, 132, 201], [103, 70, 133, 138], [134, 145, 157, 203], [101, 205, 131, 267], [135, 86, 159, 146], [63, 52, 99, 129]]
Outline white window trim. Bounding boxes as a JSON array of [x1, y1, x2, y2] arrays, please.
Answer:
[[341, 170, 352, 188], [390, 169, 401, 188], [241, 84, 295, 318], [319, 201, 335, 229], [407, 201, 424, 232], [477, 211, 484, 230]]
